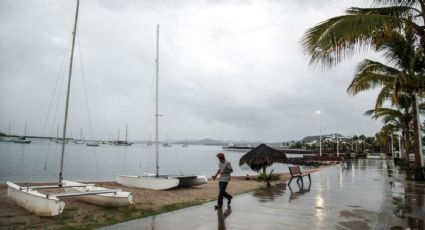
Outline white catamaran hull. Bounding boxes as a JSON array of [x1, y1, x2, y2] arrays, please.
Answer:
[[173, 175, 208, 187], [116, 175, 179, 190], [7, 182, 65, 217], [61, 180, 133, 207]]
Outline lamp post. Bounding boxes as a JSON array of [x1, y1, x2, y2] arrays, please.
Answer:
[[336, 122, 339, 157], [316, 110, 322, 157]]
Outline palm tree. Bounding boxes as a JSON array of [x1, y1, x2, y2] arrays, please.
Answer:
[[303, 3, 425, 165], [352, 135, 360, 154], [347, 27, 424, 164], [365, 105, 411, 159], [359, 134, 366, 152], [376, 124, 399, 154]]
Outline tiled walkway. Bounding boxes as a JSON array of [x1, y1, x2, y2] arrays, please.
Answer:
[[102, 160, 425, 230]]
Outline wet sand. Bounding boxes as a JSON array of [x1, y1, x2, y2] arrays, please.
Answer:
[[0, 169, 319, 230]]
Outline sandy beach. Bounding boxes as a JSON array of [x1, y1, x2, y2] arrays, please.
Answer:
[[0, 169, 319, 230]]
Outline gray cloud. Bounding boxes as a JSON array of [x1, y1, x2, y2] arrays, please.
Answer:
[[1, 0, 383, 142]]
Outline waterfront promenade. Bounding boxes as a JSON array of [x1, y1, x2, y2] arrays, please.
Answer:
[[102, 159, 424, 229]]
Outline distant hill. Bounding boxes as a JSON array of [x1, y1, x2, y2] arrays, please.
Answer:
[[133, 134, 346, 147], [301, 133, 343, 143], [174, 138, 226, 146]]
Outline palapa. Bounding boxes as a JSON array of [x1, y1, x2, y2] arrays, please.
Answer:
[[239, 144, 287, 173]]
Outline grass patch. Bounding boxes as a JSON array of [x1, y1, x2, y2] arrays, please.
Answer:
[[54, 199, 209, 230], [120, 206, 139, 219], [82, 214, 94, 222], [65, 207, 78, 212], [159, 200, 205, 213], [56, 226, 82, 230], [10, 221, 26, 226]]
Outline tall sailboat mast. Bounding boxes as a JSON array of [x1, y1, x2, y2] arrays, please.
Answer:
[[155, 24, 160, 177], [59, 0, 80, 186]]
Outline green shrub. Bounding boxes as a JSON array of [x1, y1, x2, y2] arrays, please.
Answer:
[[346, 152, 352, 159], [258, 170, 280, 184], [394, 157, 408, 167]]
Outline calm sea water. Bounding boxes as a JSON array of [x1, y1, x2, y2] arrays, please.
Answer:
[[0, 139, 294, 183]]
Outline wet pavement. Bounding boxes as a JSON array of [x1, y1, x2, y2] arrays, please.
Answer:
[[101, 160, 425, 230]]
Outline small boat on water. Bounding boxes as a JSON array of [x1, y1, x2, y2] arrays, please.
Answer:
[[14, 139, 31, 144], [0, 137, 19, 142], [14, 124, 31, 144], [86, 141, 99, 147], [73, 128, 85, 144], [114, 126, 133, 146]]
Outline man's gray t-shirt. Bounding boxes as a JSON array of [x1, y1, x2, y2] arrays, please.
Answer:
[[218, 160, 233, 182]]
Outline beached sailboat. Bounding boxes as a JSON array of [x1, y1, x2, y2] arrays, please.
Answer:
[[116, 25, 207, 190], [7, 0, 132, 216]]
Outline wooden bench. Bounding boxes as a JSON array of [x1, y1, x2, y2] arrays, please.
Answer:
[[288, 166, 311, 186]]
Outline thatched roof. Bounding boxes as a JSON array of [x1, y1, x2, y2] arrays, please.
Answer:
[[239, 144, 287, 172]]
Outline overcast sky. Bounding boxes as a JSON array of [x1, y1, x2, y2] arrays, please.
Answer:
[[0, 0, 385, 142]]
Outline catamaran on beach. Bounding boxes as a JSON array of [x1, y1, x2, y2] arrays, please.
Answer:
[[6, 0, 132, 216]]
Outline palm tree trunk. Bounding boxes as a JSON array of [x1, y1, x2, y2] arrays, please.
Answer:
[[412, 91, 423, 167], [403, 130, 410, 160]]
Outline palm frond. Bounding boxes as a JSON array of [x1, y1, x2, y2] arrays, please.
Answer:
[[371, 0, 419, 7], [302, 14, 403, 68], [347, 59, 400, 95], [375, 86, 394, 108], [364, 109, 378, 116], [348, 6, 420, 18]]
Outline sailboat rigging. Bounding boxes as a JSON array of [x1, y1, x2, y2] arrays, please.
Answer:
[[114, 125, 133, 146], [7, 0, 132, 216], [116, 25, 207, 190], [13, 124, 31, 144]]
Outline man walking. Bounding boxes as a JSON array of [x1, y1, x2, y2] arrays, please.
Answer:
[[213, 152, 233, 209]]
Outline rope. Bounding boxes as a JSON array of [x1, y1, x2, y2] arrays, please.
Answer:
[[160, 70, 184, 175], [43, 35, 73, 171], [139, 68, 156, 173], [77, 32, 100, 180]]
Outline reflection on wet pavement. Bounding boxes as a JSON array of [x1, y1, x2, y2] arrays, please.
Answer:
[[217, 208, 232, 230], [101, 160, 425, 230]]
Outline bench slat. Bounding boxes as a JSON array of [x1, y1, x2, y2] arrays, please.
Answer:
[[289, 166, 302, 176]]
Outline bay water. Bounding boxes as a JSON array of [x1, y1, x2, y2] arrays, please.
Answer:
[[0, 139, 293, 183]]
